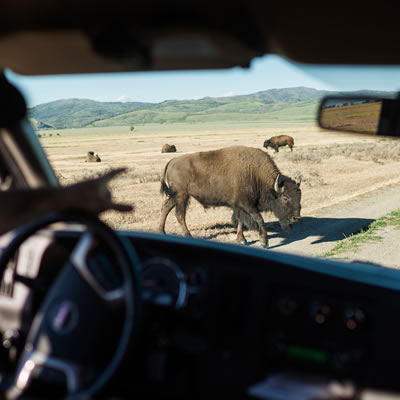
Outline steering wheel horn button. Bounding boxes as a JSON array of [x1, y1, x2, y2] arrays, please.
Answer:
[[49, 300, 79, 335]]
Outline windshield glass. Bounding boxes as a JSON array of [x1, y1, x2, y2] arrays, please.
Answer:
[[7, 55, 400, 268]]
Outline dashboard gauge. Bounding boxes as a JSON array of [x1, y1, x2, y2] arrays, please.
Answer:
[[141, 258, 187, 308]]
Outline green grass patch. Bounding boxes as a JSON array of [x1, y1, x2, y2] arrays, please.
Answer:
[[320, 209, 400, 258], [36, 120, 312, 138]]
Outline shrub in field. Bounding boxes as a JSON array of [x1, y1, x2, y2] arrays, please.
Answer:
[[287, 151, 322, 164], [287, 142, 400, 165]]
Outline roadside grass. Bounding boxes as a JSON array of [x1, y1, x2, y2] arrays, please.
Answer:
[[320, 209, 400, 258]]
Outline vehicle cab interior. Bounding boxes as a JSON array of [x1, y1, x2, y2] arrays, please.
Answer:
[[1, 2, 400, 399]]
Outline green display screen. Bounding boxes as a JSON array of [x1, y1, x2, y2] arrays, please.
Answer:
[[287, 345, 328, 364]]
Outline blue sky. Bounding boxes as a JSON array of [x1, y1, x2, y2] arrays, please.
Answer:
[[6, 55, 400, 107]]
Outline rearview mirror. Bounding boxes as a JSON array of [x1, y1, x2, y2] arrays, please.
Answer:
[[318, 96, 400, 137]]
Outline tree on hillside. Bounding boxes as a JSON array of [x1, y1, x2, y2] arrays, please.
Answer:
[[130, 124, 135, 132]]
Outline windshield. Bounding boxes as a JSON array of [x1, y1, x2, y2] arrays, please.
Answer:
[[7, 55, 400, 269]]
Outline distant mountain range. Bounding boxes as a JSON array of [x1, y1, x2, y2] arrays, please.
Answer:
[[28, 87, 396, 129]]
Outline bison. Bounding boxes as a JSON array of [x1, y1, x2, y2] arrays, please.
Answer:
[[86, 151, 101, 162], [263, 135, 294, 152], [158, 145, 301, 247], [161, 144, 177, 153]]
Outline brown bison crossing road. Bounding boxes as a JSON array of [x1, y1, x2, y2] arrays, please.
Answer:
[[264, 182, 400, 259], [159, 145, 301, 247]]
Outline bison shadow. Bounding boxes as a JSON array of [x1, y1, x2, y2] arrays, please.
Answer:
[[204, 216, 375, 248], [203, 223, 238, 240], [261, 216, 375, 249]]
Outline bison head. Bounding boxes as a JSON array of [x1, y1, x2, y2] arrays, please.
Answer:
[[263, 139, 271, 148], [272, 174, 302, 232]]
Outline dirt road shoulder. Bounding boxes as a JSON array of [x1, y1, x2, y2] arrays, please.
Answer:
[[264, 183, 400, 262]]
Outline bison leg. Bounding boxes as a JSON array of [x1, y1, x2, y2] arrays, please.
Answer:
[[241, 207, 268, 247], [158, 196, 176, 233], [274, 147, 279, 153], [175, 193, 191, 237], [236, 220, 247, 244]]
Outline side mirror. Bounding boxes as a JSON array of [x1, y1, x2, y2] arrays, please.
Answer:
[[318, 96, 400, 137]]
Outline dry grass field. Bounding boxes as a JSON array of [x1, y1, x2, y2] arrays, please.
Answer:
[[39, 121, 400, 254]]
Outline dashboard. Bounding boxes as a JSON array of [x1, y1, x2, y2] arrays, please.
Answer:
[[1, 228, 400, 398]]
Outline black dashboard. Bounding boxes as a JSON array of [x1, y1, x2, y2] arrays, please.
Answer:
[[2, 228, 400, 399]]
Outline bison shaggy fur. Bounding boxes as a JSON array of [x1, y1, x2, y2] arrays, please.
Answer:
[[161, 144, 177, 153], [86, 151, 101, 162], [158, 145, 301, 247]]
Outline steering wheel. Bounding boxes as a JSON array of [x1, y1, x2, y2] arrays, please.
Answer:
[[0, 211, 142, 400]]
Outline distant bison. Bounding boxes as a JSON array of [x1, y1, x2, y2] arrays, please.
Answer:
[[161, 144, 177, 153], [263, 135, 294, 152], [158, 145, 302, 247], [86, 151, 101, 162]]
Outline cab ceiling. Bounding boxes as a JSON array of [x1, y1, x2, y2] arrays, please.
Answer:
[[0, 1, 398, 75]]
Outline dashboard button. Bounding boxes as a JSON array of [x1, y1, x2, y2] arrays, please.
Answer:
[[344, 307, 366, 330], [310, 301, 331, 325]]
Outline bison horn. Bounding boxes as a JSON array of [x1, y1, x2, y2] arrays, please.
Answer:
[[274, 174, 281, 192], [295, 175, 302, 187]]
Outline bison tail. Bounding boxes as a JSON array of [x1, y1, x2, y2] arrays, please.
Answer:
[[160, 179, 176, 197], [160, 179, 169, 196], [160, 161, 175, 197]]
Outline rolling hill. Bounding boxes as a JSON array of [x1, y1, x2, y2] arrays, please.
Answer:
[[28, 87, 395, 129], [29, 98, 154, 129]]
